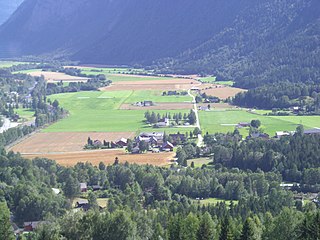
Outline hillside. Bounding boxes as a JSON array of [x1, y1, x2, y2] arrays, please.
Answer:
[[0, 0, 249, 63], [0, 0, 319, 87], [0, 0, 24, 25], [158, 0, 320, 88]]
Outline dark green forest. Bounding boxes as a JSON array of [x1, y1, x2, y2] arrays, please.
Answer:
[[0, 149, 319, 240]]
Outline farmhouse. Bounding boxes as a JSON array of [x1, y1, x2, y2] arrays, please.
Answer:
[[304, 129, 320, 135], [162, 141, 174, 152], [144, 101, 153, 107], [115, 138, 128, 147], [80, 182, 87, 192], [24, 221, 45, 232], [140, 132, 164, 141], [276, 131, 292, 139], [155, 118, 170, 127], [76, 199, 89, 208]]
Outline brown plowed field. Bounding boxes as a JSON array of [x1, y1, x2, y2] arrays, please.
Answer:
[[10, 132, 135, 154], [120, 102, 193, 110], [28, 71, 89, 82], [200, 84, 246, 99], [22, 150, 174, 167], [101, 79, 200, 91]]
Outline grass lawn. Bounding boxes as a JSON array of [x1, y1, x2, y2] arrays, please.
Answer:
[[107, 75, 172, 83], [199, 110, 320, 136], [124, 90, 192, 103], [15, 108, 35, 121], [194, 198, 239, 206], [199, 76, 234, 86], [0, 61, 29, 68], [187, 157, 212, 168], [45, 91, 194, 134]]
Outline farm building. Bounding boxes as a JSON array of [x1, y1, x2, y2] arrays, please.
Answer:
[[115, 138, 128, 147], [24, 221, 45, 232], [155, 118, 170, 127], [304, 128, 320, 135], [276, 131, 292, 139], [162, 141, 174, 152], [75, 199, 89, 208], [144, 101, 153, 106], [80, 182, 87, 192]]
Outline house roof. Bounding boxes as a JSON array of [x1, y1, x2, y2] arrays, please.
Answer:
[[52, 188, 60, 195], [117, 138, 127, 143], [162, 141, 174, 148], [77, 199, 89, 205], [304, 128, 320, 134], [80, 183, 87, 189]]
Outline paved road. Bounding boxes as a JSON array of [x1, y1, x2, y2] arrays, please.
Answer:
[[187, 86, 203, 147]]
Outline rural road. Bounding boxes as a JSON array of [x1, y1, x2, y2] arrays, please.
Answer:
[[187, 85, 203, 147]]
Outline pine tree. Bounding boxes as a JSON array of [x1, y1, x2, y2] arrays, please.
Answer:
[[197, 212, 215, 240], [0, 202, 14, 240], [219, 216, 233, 240], [240, 218, 255, 240]]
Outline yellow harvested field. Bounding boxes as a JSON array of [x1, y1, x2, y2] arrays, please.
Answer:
[[200, 84, 246, 99], [22, 150, 174, 167], [101, 79, 200, 91], [10, 132, 135, 154], [28, 71, 89, 82]]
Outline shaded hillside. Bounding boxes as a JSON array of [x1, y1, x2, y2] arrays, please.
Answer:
[[0, 0, 319, 87], [0, 0, 255, 63], [0, 0, 24, 25], [158, 0, 320, 88]]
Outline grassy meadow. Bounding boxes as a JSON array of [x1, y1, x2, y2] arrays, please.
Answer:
[[199, 110, 320, 136], [0, 61, 29, 68], [199, 76, 234, 86], [45, 91, 193, 133]]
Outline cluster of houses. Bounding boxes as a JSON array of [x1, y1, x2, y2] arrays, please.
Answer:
[[131, 132, 186, 154]]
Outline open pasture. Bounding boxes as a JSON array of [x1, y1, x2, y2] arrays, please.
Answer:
[[26, 71, 89, 82], [45, 91, 192, 133], [200, 84, 246, 99], [123, 90, 192, 103], [200, 110, 320, 135], [0, 61, 28, 68], [101, 79, 200, 91], [198, 76, 234, 86], [10, 132, 135, 153], [22, 150, 174, 167], [120, 102, 193, 110]]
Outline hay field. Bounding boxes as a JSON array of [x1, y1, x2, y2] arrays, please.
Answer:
[[10, 132, 135, 153], [22, 150, 174, 167]]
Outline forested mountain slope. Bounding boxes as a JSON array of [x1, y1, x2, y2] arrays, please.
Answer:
[[0, 0, 249, 63], [0, 0, 319, 87], [0, 0, 24, 25], [159, 0, 320, 87]]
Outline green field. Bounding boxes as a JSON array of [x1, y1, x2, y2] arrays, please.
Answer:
[[124, 90, 192, 103], [187, 157, 212, 168], [13, 69, 39, 74], [199, 76, 234, 86], [45, 91, 193, 133], [0, 61, 28, 68], [194, 198, 239, 206], [199, 110, 320, 136], [107, 74, 173, 82], [15, 108, 35, 122]]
